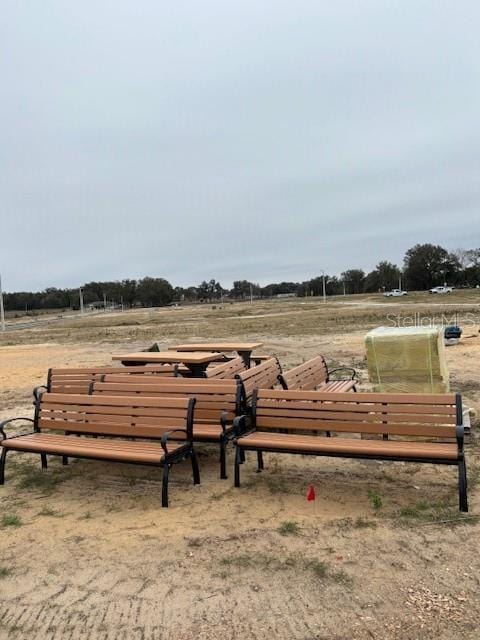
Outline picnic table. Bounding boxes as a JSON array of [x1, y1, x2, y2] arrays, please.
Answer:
[[112, 351, 225, 377], [170, 342, 263, 368]]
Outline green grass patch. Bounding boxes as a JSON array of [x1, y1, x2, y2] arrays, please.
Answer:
[[37, 507, 65, 518], [1, 514, 22, 528], [396, 500, 479, 527], [367, 490, 383, 511], [218, 552, 352, 586], [13, 461, 72, 495], [0, 566, 12, 578], [354, 517, 378, 529], [277, 520, 301, 536]]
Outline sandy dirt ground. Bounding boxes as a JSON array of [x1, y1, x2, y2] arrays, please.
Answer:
[[1, 296, 480, 639]]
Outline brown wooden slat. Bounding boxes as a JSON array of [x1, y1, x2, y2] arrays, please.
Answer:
[[256, 399, 456, 415], [39, 418, 185, 437], [42, 393, 190, 409], [93, 382, 237, 394], [256, 407, 455, 425], [40, 403, 190, 419], [255, 416, 455, 438], [2, 433, 185, 462], [237, 432, 458, 459], [256, 389, 456, 404]]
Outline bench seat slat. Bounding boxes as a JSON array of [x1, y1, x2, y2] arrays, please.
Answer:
[[317, 380, 357, 392], [2, 433, 188, 463], [237, 432, 458, 460]]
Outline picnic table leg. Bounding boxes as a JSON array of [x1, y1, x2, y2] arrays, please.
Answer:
[[185, 364, 208, 378], [238, 350, 251, 368], [41, 453, 48, 469]]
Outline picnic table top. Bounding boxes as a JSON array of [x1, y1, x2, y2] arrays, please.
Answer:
[[112, 351, 226, 364], [169, 342, 263, 352]]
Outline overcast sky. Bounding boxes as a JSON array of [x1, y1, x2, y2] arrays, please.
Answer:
[[1, 1, 479, 292]]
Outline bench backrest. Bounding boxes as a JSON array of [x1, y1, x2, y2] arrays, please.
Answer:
[[91, 378, 244, 423], [278, 356, 328, 391], [206, 356, 247, 379], [46, 365, 178, 394], [236, 358, 282, 401], [35, 392, 195, 440], [252, 389, 460, 439]]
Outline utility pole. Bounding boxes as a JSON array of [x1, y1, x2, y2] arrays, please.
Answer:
[[0, 274, 5, 331], [320, 270, 326, 303], [343, 280, 346, 296], [120, 295, 124, 311], [103, 292, 107, 312], [399, 275, 402, 291], [79, 287, 84, 315], [249, 283, 253, 304]]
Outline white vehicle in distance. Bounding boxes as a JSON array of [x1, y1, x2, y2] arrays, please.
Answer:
[[383, 289, 408, 297], [429, 286, 453, 294]]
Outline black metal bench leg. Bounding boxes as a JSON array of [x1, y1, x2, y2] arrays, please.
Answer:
[[256, 451, 264, 472], [41, 453, 48, 469], [459, 459, 468, 512], [62, 456, 69, 466], [0, 448, 7, 485], [234, 446, 241, 487], [239, 449, 246, 464], [190, 448, 200, 485], [162, 463, 170, 508], [220, 439, 227, 480]]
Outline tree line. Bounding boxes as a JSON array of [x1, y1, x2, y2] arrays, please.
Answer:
[[3, 244, 480, 311]]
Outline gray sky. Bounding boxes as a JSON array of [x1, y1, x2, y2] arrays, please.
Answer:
[[1, 1, 479, 291]]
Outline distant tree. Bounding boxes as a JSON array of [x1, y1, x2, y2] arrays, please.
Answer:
[[341, 269, 366, 294], [136, 277, 174, 307], [121, 279, 137, 307], [364, 261, 401, 292], [403, 244, 460, 290], [301, 275, 341, 297], [231, 280, 259, 299]]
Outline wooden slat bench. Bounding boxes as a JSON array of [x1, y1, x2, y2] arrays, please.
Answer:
[[278, 356, 357, 392], [0, 393, 199, 507], [236, 358, 282, 404], [91, 377, 245, 479], [34, 365, 179, 399], [233, 389, 468, 511], [205, 356, 247, 379]]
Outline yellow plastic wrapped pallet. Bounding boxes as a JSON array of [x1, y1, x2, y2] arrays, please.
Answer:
[[365, 326, 450, 394]]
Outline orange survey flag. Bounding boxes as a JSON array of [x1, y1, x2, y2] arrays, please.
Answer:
[[306, 485, 316, 501]]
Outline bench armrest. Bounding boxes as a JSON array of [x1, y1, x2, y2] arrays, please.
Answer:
[[160, 428, 189, 457], [33, 385, 48, 402], [0, 418, 35, 441], [328, 367, 357, 381], [220, 412, 231, 434], [233, 415, 252, 438], [456, 424, 465, 454]]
